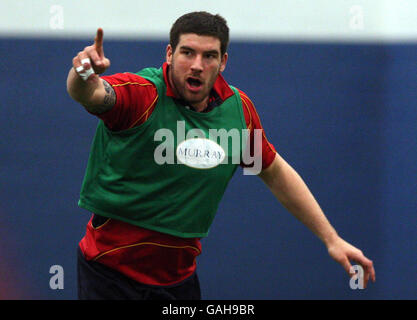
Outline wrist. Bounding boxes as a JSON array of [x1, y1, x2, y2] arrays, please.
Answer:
[[322, 230, 340, 249]]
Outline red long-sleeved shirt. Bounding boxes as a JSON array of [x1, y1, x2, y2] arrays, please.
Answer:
[[79, 63, 277, 286]]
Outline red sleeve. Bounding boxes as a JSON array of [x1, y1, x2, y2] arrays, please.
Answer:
[[98, 73, 158, 131], [238, 89, 277, 171]]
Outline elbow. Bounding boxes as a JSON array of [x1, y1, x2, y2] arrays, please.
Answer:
[[81, 102, 104, 115]]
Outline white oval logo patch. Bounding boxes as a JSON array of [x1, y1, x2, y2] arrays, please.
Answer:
[[176, 138, 225, 169]]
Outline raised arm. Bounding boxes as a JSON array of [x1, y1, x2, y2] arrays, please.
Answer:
[[258, 153, 376, 287], [66, 28, 115, 114]]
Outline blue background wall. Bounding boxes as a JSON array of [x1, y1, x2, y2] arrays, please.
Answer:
[[0, 38, 415, 299]]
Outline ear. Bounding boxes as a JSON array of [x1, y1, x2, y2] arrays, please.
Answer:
[[219, 52, 228, 72], [166, 44, 173, 65]]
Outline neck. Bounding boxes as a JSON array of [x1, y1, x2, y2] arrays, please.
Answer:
[[190, 100, 209, 112]]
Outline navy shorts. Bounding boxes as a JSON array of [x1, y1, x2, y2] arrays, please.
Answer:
[[77, 247, 201, 300]]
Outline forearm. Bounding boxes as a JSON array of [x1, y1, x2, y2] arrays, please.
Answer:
[[66, 67, 100, 106], [260, 154, 376, 284], [67, 28, 113, 114], [66, 68, 115, 114], [260, 154, 339, 247]]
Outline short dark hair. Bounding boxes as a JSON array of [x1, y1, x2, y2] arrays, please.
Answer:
[[169, 11, 229, 56]]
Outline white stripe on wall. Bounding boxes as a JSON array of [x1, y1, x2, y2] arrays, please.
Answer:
[[0, 0, 416, 42]]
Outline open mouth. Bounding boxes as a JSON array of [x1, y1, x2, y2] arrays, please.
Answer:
[[186, 77, 203, 89]]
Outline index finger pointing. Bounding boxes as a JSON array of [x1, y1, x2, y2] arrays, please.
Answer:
[[94, 28, 104, 56]]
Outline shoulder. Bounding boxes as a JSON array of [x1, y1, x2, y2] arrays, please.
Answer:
[[100, 72, 157, 112], [231, 86, 256, 110], [231, 87, 257, 130], [101, 72, 155, 88], [97, 72, 158, 131]]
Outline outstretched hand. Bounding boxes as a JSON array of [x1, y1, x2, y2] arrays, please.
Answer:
[[72, 28, 111, 81], [327, 237, 376, 288]]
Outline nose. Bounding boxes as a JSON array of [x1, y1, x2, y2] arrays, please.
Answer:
[[190, 54, 203, 73]]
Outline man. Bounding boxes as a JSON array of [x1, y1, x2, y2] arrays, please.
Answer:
[[67, 12, 375, 300]]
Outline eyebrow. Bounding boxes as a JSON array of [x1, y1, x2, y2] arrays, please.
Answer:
[[179, 46, 220, 56]]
